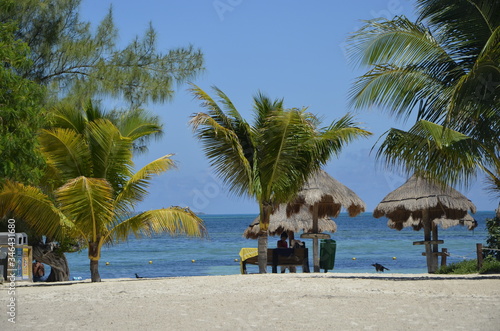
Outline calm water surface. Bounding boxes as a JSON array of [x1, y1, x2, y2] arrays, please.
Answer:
[[65, 211, 495, 279]]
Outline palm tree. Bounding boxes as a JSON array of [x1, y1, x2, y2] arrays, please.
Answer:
[[376, 120, 500, 197], [347, 0, 499, 194], [189, 85, 371, 272], [49, 99, 164, 155], [0, 106, 206, 282]]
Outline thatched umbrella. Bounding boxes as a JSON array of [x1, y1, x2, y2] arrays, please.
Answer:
[[243, 204, 337, 239], [373, 174, 477, 273], [286, 169, 366, 272]]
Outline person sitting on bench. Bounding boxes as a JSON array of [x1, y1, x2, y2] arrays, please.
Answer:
[[277, 232, 289, 273]]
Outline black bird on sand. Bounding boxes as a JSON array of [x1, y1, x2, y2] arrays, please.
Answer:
[[372, 263, 390, 272], [135, 273, 143, 278]]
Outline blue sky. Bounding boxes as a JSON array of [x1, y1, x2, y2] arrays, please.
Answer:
[[79, 0, 497, 214]]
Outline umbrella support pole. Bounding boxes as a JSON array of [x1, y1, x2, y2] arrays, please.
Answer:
[[423, 210, 439, 273], [300, 233, 330, 273], [313, 204, 320, 272], [431, 222, 440, 271], [424, 243, 435, 273], [313, 238, 319, 272]]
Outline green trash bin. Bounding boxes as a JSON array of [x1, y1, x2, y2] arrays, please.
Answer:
[[320, 239, 336, 272]]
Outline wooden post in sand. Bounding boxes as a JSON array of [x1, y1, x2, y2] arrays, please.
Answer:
[[441, 248, 448, 267], [476, 243, 483, 270]]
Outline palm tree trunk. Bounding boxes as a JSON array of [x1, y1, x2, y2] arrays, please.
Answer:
[[257, 232, 268, 273], [257, 204, 272, 273], [90, 259, 101, 282], [89, 242, 101, 282]]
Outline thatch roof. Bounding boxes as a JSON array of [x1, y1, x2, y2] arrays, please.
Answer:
[[387, 214, 477, 231], [286, 169, 366, 218], [374, 174, 477, 231], [243, 205, 337, 239]]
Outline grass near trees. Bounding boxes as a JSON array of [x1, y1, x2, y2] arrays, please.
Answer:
[[436, 256, 500, 275]]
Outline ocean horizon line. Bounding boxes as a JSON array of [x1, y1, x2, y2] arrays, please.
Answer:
[[192, 210, 497, 216]]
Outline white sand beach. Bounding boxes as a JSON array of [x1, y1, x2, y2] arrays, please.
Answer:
[[2, 273, 500, 330]]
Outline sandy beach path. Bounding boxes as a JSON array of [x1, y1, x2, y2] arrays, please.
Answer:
[[2, 273, 499, 330]]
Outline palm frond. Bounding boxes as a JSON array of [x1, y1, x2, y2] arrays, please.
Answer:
[[39, 127, 92, 179], [252, 91, 285, 129], [189, 83, 238, 131], [108, 107, 163, 153], [200, 119, 253, 197], [314, 114, 372, 162], [56, 176, 114, 242], [49, 101, 88, 134], [86, 118, 134, 183], [417, 0, 500, 65], [376, 120, 482, 188], [348, 0, 499, 202], [114, 155, 176, 214], [256, 109, 304, 200], [212, 85, 245, 121], [110, 206, 207, 242], [190, 86, 254, 197], [83, 99, 107, 123], [254, 110, 322, 202], [482, 160, 500, 199], [349, 64, 453, 121], [445, 26, 500, 139], [0, 181, 64, 239], [347, 16, 457, 70]]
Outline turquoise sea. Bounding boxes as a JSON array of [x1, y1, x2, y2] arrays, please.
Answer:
[[65, 211, 496, 279]]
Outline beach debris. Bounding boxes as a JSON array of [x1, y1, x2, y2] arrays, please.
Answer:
[[372, 263, 390, 272], [135, 273, 143, 278]]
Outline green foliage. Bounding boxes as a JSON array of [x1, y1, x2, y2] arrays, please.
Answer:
[[485, 215, 500, 260], [376, 120, 482, 188], [480, 256, 500, 274], [49, 100, 163, 155], [190, 85, 371, 272], [347, 0, 500, 194], [436, 257, 500, 274], [0, 0, 205, 280], [190, 85, 372, 206], [435, 259, 478, 274], [0, 21, 47, 185], [0, 0, 204, 107], [0, 0, 203, 184], [1, 0, 203, 184], [0, 104, 207, 281]]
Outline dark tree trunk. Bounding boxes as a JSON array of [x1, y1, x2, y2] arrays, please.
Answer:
[[90, 259, 101, 282], [258, 204, 271, 273], [32, 242, 70, 282], [258, 232, 268, 273], [89, 241, 101, 282]]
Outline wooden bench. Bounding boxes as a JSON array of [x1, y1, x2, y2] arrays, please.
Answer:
[[241, 248, 310, 273]]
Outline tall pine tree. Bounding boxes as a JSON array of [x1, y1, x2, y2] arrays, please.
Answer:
[[0, 0, 204, 107]]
